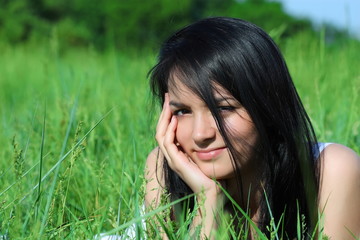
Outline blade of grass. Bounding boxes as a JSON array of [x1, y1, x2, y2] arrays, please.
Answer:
[[297, 201, 301, 240], [18, 108, 113, 204], [35, 104, 46, 220], [263, 189, 280, 240], [38, 99, 78, 238], [216, 181, 267, 239], [100, 193, 194, 237], [0, 152, 50, 198], [345, 226, 360, 240], [0, 103, 38, 180]]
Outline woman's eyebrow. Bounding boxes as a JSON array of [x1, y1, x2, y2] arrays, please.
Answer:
[[215, 97, 236, 103], [169, 101, 187, 108], [169, 98, 236, 108]]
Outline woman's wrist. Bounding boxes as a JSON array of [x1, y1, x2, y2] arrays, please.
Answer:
[[197, 190, 226, 221], [190, 190, 225, 239], [196, 184, 226, 204]]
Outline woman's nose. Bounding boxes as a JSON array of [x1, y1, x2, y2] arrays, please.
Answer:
[[192, 114, 216, 146]]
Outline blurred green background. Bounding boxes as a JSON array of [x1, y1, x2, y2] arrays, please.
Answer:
[[0, 0, 351, 51], [0, 0, 359, 238]]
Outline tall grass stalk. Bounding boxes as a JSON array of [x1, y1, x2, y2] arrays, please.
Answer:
[[35, 105, 46, 221], [38, 100, 78, 237]]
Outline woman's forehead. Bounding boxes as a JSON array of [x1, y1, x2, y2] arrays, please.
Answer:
[[168, 74, 234, 100]]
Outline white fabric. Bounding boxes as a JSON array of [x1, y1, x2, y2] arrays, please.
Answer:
[[314, 142, 333, 159], [318, 142, 332, 153], [94, 205, 146, 240]]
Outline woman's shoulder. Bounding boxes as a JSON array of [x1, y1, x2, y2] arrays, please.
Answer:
[[145, 147, 166, 208], [319, 143, 360, 238], [320, 143, 360, 177], [319, 143, 360, 189], [146, 147, 164, 171]]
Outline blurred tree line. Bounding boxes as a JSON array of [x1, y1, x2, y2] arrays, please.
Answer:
[[0, 0, 326, 51]]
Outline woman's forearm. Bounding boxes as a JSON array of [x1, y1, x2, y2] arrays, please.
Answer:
[[190, 190, 226, 239]]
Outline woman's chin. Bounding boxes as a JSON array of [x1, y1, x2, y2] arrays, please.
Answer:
[[201, 169, 235, 181]]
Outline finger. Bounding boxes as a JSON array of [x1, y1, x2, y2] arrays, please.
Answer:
[[156, 93, 171, 136], [156, 96, 171, 151], [156, 94, 167, 127], [163, 115, 177, 145], [157, 93, 168, 122], [163, 116, 191, 172], [166, 116, 188, 170]]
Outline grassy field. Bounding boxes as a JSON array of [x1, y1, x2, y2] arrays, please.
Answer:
[[0, 31, 359, 239]]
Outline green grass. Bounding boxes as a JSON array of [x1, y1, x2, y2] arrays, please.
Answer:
[[0, 31, 359, 239]]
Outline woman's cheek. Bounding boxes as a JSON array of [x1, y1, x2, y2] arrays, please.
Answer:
[[227, 115, 258, 146], [175, 118, 191, 148]]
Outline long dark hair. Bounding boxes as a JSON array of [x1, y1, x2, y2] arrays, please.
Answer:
[[149, 17, 319, 238]]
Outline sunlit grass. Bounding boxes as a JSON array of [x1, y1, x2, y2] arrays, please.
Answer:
[[0, 31, 359, 238]]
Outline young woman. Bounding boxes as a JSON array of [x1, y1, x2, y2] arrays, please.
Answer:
[[145, 17, 360, 239]]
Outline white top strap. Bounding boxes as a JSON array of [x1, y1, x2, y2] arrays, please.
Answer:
[[314, 142, 333, 159]]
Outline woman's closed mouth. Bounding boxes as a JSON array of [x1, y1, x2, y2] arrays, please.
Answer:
[[195, 147, 227, 160]]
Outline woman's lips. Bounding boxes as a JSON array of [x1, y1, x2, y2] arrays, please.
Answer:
[[195, 147, 226, 160]]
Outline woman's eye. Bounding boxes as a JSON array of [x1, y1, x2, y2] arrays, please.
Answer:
[[218, 106, 235, 112], [173, 109, 189, 116]]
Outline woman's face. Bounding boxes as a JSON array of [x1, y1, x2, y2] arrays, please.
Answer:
[[168, 77, 258, 180]]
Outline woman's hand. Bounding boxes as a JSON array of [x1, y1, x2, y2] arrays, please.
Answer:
[[155, 93, 223, 195], [155, 93, 225, 239]]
